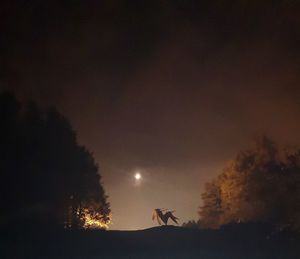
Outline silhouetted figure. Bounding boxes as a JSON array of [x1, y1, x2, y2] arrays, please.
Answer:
[[152, 208, 179, 225]]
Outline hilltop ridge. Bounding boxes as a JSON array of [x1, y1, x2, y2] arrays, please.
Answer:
[[3, 224, 299, 258]]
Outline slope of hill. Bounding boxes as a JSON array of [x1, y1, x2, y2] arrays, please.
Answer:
[[2, 225, 299, 258]]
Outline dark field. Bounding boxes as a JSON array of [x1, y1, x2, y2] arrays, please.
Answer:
[[2, 225, 299, 259]]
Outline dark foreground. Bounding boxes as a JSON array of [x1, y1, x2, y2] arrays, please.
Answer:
[[2, 224, 300, 258]]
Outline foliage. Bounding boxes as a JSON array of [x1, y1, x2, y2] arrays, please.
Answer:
[[0, 91, 110, 229], [199, 136, 300, 231], [182, 220, 203, 229]]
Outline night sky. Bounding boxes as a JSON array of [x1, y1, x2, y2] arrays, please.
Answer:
[[1, 1, 300, 229]]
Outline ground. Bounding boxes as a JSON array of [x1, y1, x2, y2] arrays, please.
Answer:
[[2, 225, 300, 258]]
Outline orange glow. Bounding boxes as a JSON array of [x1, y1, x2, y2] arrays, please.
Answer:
[[81, 209, 112, 230]]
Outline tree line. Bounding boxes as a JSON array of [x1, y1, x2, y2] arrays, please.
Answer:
[[190, 136, 300, 232], [0, 91, 110, 230]]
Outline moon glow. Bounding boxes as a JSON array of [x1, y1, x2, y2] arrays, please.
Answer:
[[134, 172, 141, 180]]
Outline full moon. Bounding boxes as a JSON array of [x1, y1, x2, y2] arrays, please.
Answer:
[[134, 172, 141, 180]]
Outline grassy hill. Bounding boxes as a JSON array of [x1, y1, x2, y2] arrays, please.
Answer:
[[2, 225, 300, 258]]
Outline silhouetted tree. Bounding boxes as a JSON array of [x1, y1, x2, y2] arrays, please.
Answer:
[[0, 92, 22, 226], [0, 91, 110, 230], [199, 180, 223, 229], [199, 136, 300, 231], [182, 220, 204, 229]]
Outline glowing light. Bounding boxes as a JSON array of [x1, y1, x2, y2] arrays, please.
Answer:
[[135, 172, 141, 180], [81, 209, 112, 230]]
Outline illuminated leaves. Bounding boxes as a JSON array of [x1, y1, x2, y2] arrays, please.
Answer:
[[199, 137, 300, 230]]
